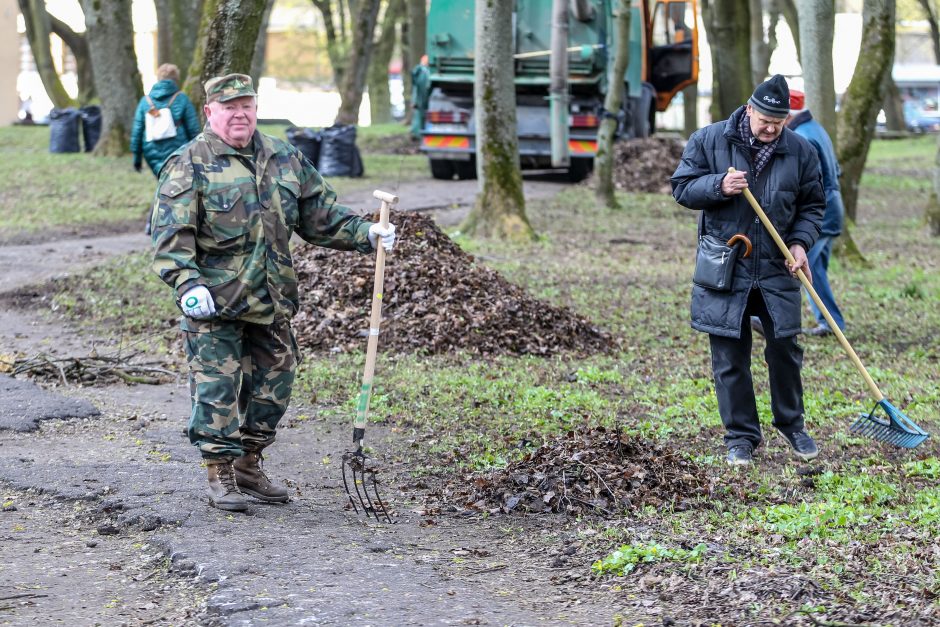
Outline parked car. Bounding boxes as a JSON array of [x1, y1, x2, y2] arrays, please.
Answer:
[[906, 107, 940, 133]]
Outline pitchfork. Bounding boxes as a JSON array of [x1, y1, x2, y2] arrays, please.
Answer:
[[341, 190, 397, 522], [731, 168, 929, 448]]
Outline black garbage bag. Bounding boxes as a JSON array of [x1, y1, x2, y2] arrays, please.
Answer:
[[80, 105, 102, 152], [48, 108, 82, 153], [318, 124, 364, 178], [286, 126, 322, 167]]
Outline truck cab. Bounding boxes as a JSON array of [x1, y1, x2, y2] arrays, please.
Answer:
[[419, 0, 698, 180]]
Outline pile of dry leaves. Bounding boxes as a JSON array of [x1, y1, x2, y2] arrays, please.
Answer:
[[603, 136, 687, 194], [424, 425, 712, 517], [292, 211, 609, 356]]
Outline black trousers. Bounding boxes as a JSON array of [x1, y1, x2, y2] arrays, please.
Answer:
[[709, 289, 805, 450]]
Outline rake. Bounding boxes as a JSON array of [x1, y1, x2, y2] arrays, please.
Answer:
[[732, 168, 929, 448], [341, 190, 397, 523]]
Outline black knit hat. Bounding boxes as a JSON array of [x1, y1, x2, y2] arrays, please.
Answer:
[[748, 74, 790, 118]]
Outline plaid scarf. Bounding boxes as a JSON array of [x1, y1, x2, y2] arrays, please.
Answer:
[[738, 113, 780, 178]]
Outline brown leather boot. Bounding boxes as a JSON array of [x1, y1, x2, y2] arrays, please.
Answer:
[[233, 451, 289, 503], [206, 461, 249, 511]]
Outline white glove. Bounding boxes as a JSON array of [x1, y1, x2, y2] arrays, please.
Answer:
[[368, 222, 396, 251], [180, 285, 216, 319]]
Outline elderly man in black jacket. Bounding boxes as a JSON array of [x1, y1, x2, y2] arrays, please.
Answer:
[[671, 75, 826, 466]]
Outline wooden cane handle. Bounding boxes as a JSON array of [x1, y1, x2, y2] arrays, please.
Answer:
[[727, 234, 752, 258]]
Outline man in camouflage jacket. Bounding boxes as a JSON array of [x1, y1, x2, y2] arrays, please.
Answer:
[[151, 73, 396, 512]]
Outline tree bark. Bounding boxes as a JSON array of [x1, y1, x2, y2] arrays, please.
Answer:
[[683, 83, 699, 138], [335, 0, 381, 124], [250, 0, 276, 87], [928, 131, 940, 236], [595, 0, 631, 209], [882, 73, 905, 131], [402, 0, 426, 124], [312, 0, 349, 89], [155, 0, 172, 64], [461, 0, 533, 241], [836, 0, 895, 223], [170, 0, 204, 82], [706, 0, 752, 119], [798, 0, 836, 141], [18, 0, 75, 108], [778, 0, 800, 65], [82, 0, 142, 156], [48, 13, 95, 105], [183, 0, 267, 114], [368, 0, 404, 125], [916, 0, 940, 63], [749, 0, 771, 85]]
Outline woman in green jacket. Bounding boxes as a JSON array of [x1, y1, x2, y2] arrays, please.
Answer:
[[130, 64, 201, 176]]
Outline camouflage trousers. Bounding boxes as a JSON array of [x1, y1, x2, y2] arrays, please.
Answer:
[[181, 317, 299, 461]]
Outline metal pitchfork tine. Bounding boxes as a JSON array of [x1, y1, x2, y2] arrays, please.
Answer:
[[341, 189, 397, 523], [731, 168, 929, 448]]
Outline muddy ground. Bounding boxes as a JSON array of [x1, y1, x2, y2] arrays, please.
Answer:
[[0, 175, 665, 626]]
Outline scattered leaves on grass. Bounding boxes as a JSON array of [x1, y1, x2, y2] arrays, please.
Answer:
[[422, 425, 712, 517]]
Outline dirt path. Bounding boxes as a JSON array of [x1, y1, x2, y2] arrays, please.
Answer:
[[0, 176, 640, 626]]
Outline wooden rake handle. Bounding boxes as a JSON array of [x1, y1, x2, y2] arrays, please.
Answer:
[[729, 167, 884, 401], [353, 190, 399, 445]]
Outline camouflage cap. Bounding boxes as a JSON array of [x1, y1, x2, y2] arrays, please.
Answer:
[[204, 73, 257, 103]]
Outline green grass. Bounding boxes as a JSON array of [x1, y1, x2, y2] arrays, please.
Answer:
[[8, 132, 940, 622], [0, 124, 425, 237]]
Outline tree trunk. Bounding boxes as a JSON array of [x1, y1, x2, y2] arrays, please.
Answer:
[[928, 131, 940, 236], [250, 0, 276, 87], [170, 0, 204, 82], [401, 20, 413, 123], [778, 0, 800, 65], [916, 0, 940, 63], [798, 0, 836, 141], [48, 14, 95, 105], [183, 0, 267, 114], [749, 0, 770, 85], [461, 0, 533, 241], [707, 0, 752, 119], [836, 0, 895, 223], [683, 83, 699, 137], [402, 0, 426, 124], [368, 0, 403, 125], [155, 0, 172, 64], [335, 0, 381, 124], [596, 0, 631, 209], [882, 73, 905, 131], [82, 0, 142, 156], [312, 0, 349, 89], [406, 0, 426, 61], [18, 0, 75, 108]]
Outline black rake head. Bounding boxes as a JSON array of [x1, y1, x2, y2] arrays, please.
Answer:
[[850, 399, 930, 449], [341, 448, 393, 523]]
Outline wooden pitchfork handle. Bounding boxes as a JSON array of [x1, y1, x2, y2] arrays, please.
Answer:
[[728, 167, 885, 402], [353, 189, 399, 449]]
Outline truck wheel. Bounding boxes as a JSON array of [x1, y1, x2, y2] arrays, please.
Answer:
[[430, 159, 456, 180], [568, 157, 593, 182], [455, 157, 477, 180]]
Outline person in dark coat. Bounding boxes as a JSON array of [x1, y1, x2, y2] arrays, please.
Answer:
[[787, 89, 846, 337], [671, 75, 826, 466]]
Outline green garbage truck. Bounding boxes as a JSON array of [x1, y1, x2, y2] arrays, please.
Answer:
[[418, 0, 699, 180]]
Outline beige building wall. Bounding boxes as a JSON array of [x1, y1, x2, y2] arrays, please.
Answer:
[[0, 0, 18, 124]]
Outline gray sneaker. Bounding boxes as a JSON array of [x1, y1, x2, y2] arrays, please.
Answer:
[[726, 444, 753, 466], [777, 429, 819, 461]]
